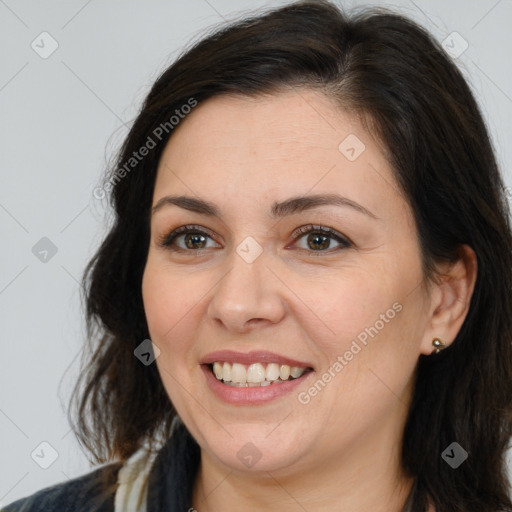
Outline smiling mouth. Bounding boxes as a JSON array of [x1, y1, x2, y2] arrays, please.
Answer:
[[208, 362, 314, 387]]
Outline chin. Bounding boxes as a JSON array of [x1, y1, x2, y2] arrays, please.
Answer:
[[197, 422, 308, 473]]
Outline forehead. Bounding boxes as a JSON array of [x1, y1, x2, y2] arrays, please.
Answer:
[[153, 90, 405, 222], [159, 90, 367, 165]]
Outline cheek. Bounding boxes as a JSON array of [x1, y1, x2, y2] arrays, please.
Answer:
[[142, 263, 195, 397], [297, 271, 395, 353], [300, 268, 420, 404], [142, 257, 212, 367], [142, 265, 171, 335], [142, 261, 191, 345]]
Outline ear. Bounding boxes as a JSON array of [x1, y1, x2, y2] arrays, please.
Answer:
[[419, 244, 478, 356]]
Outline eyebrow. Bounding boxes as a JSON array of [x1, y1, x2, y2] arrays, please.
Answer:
[[151, 193, 378, 220]]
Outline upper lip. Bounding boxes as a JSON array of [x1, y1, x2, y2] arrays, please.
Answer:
[[200, 350, 314, 369]]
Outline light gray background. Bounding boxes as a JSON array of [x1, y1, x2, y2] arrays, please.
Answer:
[[1, 0, 511, 506]]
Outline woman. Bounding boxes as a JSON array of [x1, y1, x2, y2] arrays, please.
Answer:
[[5, 1, 512, 511]]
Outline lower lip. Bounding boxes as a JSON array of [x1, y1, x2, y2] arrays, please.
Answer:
[[201, 364, 314, 405]]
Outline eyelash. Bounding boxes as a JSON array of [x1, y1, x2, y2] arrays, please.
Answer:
[[157, 224, 353, 255]]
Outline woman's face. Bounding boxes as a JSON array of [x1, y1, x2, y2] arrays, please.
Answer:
[[142, 90, 435, 476]]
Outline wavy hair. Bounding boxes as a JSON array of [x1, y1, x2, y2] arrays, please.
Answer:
[[68, 1, 512, 510]]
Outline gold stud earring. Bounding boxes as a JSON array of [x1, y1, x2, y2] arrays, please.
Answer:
[[432, 337, 446, 354]]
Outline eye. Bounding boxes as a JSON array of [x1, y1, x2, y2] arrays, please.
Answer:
[[289, 224, 352, 254], [158, 224, 219, 251]]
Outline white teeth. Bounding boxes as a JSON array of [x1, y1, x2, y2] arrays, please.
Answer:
[[290, 366, 306, 378], [213, 362, 223, 380], [223, 379, 287, 387], [231, 363, 247, 383], [210, 361, 309, 386], [247, 363, 266, 383], [266, 363, 280, 381], [279, 365, 291, 380], [222, 362, 231, 382]]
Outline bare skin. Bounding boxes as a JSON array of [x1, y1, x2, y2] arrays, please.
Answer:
[[142, 89, 477, 512]]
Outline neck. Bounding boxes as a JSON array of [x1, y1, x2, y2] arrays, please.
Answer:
[[191, 412, 415, 512]]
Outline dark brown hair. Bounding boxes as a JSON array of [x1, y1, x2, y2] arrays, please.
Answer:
[[68, 1, 512, 510]]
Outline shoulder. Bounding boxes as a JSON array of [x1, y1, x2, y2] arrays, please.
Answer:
[[2, 463, 122, 512]]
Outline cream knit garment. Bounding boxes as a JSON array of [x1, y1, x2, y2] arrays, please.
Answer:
[[113, 444, 158, 512]]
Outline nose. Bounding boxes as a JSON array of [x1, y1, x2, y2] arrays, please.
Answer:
[[206, 245, 286, 333]]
